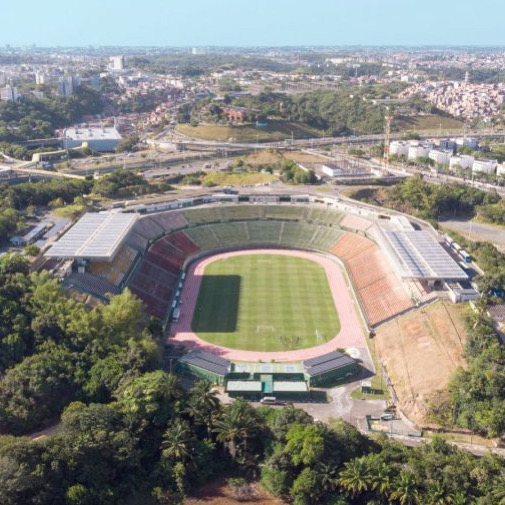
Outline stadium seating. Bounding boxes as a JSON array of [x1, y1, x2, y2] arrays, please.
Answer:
[[183, 207, 223, 224], [88, 244, 138, 286], [212, 222, 249, 247], [131, 216, 165, 240], [307, 207, 343, 225], [331, 233, 413, 325], [113, 204, 413, 324], [150, 211, 188, 233], [247, 221, 283, 243], [184, 226, 220, 250]]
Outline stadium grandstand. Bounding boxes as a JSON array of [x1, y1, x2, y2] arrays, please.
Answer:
[[46, 194, 472, 329]]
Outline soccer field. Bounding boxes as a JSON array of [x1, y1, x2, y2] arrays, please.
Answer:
[[191, 254, 340, 352]]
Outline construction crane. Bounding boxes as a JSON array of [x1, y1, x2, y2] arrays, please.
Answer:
[[383, 106, 392, 176]]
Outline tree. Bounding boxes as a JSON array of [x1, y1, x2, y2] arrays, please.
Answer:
[[186, 380, 220, 436], [161, 419, 194, 464], [214, 398, 260, 460], [285, 424, 325, 466], [390, 471, 419, 505], [338, 457, 372, 497]]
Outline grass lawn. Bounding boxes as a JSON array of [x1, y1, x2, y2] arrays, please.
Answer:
[[396, 114, 464, 132], [176, 120, 323, 143], [202, 171, 277, 187], [192, 254, 340, 352]]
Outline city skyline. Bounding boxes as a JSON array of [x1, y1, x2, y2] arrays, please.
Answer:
[[2, 0, 505, 47]]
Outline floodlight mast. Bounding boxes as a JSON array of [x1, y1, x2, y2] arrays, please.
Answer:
[[383, 106, 392, 176]]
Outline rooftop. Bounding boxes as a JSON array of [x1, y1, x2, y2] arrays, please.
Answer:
[[384, 230, 468, 281], [45, 212, 138, 260], [303, 351, 357, 377], [62, 127, 122, 141], [226, 381, 262, 392], [180, 350, 231, 377]]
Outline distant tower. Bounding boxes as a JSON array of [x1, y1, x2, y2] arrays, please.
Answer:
[[465, 71, 469, 85]]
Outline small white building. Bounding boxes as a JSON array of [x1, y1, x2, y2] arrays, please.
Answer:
[[456, 137, 479, 150], [497, 164, 505, 177], [389, 141, 409, 158], [408, 144, 431, 161], [428, 149, 452, 165], [450, 155, 474, 171], [472, 158, 497, 175]]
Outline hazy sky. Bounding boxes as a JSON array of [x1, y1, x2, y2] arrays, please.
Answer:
[[2, 0, 505, 47]]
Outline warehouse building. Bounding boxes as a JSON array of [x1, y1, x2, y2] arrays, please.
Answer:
[[62, 127, 122, 152]]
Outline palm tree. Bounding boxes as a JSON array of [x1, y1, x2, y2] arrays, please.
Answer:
[[186, 380, 221, 436], [317, 462, 339, 494], [161, 418, 194, 464], [338, 457, 372, 497], [492, 479, 505, 505], [213, 399, 257, 460], [370, 462, 393, 500], [390, 471, 419, 505], [425, 482, 455, 505]]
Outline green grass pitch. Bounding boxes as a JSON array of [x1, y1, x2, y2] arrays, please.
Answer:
[[191, 254, 340, 352]]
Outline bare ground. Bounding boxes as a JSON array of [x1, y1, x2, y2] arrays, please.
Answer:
[[184, 481, 286, 505], [375, 300, 468, 427], [282, 151, 330, 163]]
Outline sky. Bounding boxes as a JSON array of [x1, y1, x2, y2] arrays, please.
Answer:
[[2, 0, 505, 47]]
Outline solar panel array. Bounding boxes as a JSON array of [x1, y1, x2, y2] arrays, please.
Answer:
[[179, 350, 231, 376], [46, 213, 138, 260], [303, 351, 356, 377], [385, 230, 467, 280]]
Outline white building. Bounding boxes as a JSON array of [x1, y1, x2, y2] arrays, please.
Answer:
[[428, 149, 452, 165], [472, 158, 498, 174], [0, 85, 18, 102], [389, 141, 409, 158], [449, 155, 474, 171], [35, 72, 46, 85], [408, 144, 431, 161], [62, 127, 122, 152], [456, 137, 479, 150], [109, 56, 125, 71], [497, 164, 505, 177]]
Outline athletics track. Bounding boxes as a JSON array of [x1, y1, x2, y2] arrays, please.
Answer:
[[169, 249, 367, 362]]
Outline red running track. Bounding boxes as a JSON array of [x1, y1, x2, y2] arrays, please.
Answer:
[[169, 249, 366, 362]]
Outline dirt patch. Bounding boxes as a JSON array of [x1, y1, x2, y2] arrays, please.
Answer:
[[244, 150, 282, 166], [375, 301, 467, 427], [283, 151, 329, 163], [185, 481, 286, 505]]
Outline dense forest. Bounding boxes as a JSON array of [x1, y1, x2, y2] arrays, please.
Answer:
[[1, 254, 505, 505], [0, 86, 103, 144]]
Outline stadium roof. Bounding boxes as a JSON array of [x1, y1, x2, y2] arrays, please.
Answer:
[[384, 230, 468, 281], [303, 351, 357, 377], [179, 351, 231, 376], [46, 213, 138, 260]]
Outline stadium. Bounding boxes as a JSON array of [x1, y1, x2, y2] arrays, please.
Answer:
[[45, 192, 474, 399]]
